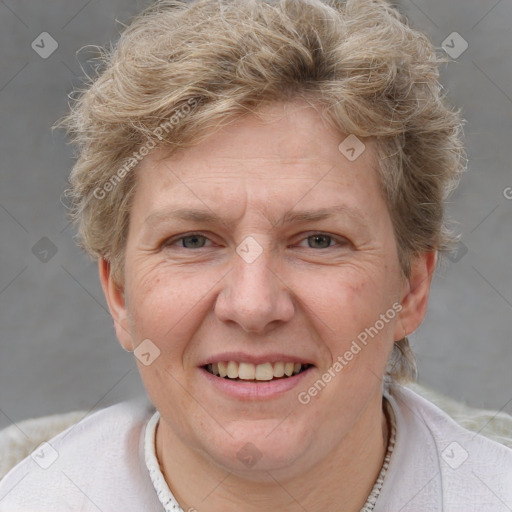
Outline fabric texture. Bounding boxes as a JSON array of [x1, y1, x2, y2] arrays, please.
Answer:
[[0, 384, 511, 511], [0, 411, 85, 480]]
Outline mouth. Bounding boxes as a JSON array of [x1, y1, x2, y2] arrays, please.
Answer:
[[203, 361, 313, 382]]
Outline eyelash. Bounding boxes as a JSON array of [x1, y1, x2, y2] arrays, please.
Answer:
[[163, 232, 348, 250]]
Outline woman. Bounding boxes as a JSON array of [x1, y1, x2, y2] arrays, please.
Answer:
[[1, 0, 511, 510]]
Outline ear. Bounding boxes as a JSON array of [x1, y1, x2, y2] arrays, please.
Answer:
[[98, 258, 134, 352], [394, 251, 437, 340]]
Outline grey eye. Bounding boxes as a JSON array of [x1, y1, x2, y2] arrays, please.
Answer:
[[181, 235, 208, 248], [307, 234, 333, 249]]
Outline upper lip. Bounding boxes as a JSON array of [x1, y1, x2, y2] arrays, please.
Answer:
[[198, 352, 315, 366]]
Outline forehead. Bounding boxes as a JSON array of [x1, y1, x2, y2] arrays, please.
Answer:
[[132, 101, 384, 224]]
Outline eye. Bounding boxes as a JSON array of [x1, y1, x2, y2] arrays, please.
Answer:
[[297, 233, 347, 249], [164, 233, 212, 249]]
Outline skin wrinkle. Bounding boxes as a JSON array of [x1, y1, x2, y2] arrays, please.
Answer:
[[100, 101, 435, 511]]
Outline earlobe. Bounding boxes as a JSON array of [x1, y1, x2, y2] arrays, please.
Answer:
[[98, 258, 134, 352], [394, 251, 437, 340]]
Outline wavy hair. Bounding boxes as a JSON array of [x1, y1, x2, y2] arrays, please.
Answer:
[[58, 0, 466, 381]]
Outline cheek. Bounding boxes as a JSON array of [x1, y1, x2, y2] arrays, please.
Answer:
[[306, 267, 400, 364], [307, 268, 390, 327], [124, 262, 203, 348]]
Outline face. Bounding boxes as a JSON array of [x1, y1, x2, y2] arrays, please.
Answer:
[[101, 101, 433, 480]]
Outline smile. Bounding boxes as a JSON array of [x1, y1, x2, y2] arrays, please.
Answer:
[[204, 361, 313, 381]]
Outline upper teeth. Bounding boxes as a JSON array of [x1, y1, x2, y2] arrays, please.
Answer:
[[207, 361, 306, 380]]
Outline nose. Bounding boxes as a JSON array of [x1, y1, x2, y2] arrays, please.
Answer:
[[214, 244, 295, 334]]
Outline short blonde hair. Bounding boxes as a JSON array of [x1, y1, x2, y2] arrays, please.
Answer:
[[59, 0, 466, 381]]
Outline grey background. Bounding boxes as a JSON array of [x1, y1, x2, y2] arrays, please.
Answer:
[[0, 0, 511, 431]]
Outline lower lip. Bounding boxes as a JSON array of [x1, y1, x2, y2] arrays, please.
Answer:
[[199, 366, 314, 400]]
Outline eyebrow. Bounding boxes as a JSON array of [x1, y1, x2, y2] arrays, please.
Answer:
[[143, 205, 369, 230], [278, 206, 367, 227]]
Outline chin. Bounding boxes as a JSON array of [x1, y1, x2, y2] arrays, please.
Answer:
[[198, 420, 317, 477]]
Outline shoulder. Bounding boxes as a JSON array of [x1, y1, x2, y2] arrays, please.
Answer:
[[394, 384, 512, 467], [0, 399, 160, 512], [378, 384, 512, 511]]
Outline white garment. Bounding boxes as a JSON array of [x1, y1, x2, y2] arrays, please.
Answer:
[[0, 385, 511, 511]]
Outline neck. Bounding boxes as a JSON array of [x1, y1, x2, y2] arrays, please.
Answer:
[[156, 390, 389, 512]]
